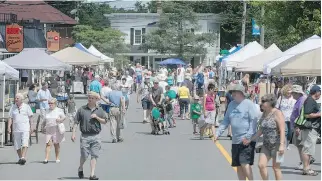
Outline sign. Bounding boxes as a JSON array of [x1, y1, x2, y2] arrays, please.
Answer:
[[47, 31, 60, 52], [5, 24, 24, 53], [252, 19, 260, 36]]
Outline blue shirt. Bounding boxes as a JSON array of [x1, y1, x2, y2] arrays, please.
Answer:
[[89, 80, 102, 94], [209, 71, 215, 79], [216, 99, 258, 144], [107, 91, 123, 107]]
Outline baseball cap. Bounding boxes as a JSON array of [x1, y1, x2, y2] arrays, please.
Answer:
[[291, 85, 304, 95], [310, 85, 321, 94]]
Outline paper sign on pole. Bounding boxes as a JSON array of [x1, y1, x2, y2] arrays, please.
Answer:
[[5, 23, 24, 53]]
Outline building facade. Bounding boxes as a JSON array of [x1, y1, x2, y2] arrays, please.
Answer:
[[105, 13, 221, 69]]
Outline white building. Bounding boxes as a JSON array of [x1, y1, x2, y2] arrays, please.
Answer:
[[104, 13, 222, 69]]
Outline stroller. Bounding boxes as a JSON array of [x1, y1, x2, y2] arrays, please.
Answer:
[[151, 105, 170, 135]]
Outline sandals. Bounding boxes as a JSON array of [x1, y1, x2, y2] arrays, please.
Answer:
[[303, 169, 319, 176]]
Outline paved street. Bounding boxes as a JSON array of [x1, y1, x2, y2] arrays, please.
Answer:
[[0, 95, 320, 180]]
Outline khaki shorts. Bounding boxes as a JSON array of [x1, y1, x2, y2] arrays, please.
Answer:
[[260, 144, 280, 158], [293, 129, 318, 156]]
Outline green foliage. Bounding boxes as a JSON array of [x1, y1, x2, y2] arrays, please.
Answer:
[[72, 25, 130, 69], [141, 1, 217, 61]]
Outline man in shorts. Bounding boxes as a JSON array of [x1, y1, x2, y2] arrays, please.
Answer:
[[294, 85, 321, 176], [215, 84, 258, 180], [72, 91, 108, 180], [137, 76, 152, 123]]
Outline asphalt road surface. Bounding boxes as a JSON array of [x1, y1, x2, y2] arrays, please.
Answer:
[[0, 95, 320, 180]]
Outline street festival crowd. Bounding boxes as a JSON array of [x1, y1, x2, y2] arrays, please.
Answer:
[[6, 63, 321, 180]]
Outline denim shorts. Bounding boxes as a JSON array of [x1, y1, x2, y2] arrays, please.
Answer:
[[141, 98, 152, 110], [136, 75, 142, 84]]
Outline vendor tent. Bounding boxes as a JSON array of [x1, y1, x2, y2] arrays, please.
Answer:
[[158, 58, 186, 65], [0, 61, 19, 147], [88, 45, 114, 63], [3, 49, 71, 70], [219, 46, 242, 62], [264, 35, 321, 74], [0, 61, 19, 80], [51, 47, 100, 65], [223, 41, 264, 69], [235, 44, 282, 72], [74, 43, 94, 55], [271, 48, 321, 76]]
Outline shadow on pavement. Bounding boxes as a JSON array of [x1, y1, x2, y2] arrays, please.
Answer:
[[129, 121, 143, 124], [135, 132, 152, 135], [58, 177, 89, 180], [189, 138, 210, 141], [312, 162, 321, 166], [0, 162, 18, 165], [30, 161, 56, 164]]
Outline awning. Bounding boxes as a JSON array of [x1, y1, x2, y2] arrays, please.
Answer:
[[88, 45, 114, 63], [51, 47, 100, 65]]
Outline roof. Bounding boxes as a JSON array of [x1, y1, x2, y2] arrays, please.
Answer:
[[51, 47, 101, 65], [0, 1, 77, 24], [105, 13, 223, 22]]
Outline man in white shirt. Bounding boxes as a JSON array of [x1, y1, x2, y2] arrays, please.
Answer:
[[7, 93, 33, 165], [100, 80, 112, 106], [37, 82, 52, 128], [176, 65, 185, 86], [122, 71, 134, 93], [157, 74, 168, 94]]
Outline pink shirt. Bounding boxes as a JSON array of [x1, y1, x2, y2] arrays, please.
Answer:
[[205, 94, 215, 111]]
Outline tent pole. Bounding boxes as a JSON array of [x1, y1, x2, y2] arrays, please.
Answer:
[[1, 74, 5, 147]]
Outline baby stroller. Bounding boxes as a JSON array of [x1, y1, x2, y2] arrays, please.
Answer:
[[151, 105, 170, 135]]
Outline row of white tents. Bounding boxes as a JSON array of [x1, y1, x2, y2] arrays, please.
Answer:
[[221, 35, 321, 77]]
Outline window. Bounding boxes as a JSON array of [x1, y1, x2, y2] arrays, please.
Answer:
[[134, 30, 142, 44]]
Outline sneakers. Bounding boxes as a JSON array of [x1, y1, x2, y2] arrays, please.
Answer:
[[89, 175, 99, 180], [303, 169, 318, 176], [296, 157, 316, 170]]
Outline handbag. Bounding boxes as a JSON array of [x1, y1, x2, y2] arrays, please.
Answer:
[[57, 123, 66, 134], [294, 106, 312, 129]]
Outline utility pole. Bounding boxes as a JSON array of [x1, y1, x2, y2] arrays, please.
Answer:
[[241, 0, 247, 46], [260, 5, 265, 47]]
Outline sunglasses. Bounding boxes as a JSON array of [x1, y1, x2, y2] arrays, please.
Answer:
[[261, 100, 267, 104]]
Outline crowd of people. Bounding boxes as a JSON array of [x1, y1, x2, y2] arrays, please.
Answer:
[[6, 62, 321, 180]]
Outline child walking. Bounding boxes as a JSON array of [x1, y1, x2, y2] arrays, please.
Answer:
[[200, 83, 217, 140], [67, 96, 77, 132], [191, 96, 202, 134]]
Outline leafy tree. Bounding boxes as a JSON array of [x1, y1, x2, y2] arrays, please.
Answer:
[[251, 1, 321, 51], [72, 25, 130, 68], [141, 1, 217, 61]]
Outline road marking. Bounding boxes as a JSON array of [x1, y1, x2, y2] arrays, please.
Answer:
[[215, 141, 237, 172]]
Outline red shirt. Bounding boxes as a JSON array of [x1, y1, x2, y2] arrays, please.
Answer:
[[100, 80, 104, 87]]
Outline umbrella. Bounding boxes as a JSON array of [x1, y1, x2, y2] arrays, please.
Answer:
[[158, 58, 186, 65]]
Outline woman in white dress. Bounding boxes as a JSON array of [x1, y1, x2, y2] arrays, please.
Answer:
[[43, 98, 66, 164]]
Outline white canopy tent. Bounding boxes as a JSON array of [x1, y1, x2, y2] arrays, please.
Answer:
[[222, 41, 264, 70], [0, 61, 19, 147], [88, 45, 114, 63], [235, 44, 282, 72], [51, 47, 100, 65], [3, 49, 71, 71], [264, 35, 321, 74], [271, 48, 321, 76]]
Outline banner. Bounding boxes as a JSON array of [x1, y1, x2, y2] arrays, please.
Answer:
[[47, 31, 60, 52], [252, 19, 260, 36], [5, 23, 24, 53]]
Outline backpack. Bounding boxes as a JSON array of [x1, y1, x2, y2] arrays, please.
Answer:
[[295, 105, 312, 129], [197, 73, 204, 87]]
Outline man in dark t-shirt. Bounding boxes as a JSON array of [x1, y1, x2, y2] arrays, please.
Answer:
[[299, 85, 321, 176]]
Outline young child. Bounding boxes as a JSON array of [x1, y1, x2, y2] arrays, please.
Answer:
[[164, 96, 174, 128], [67, 96, 77, 132], [200, 83, 217, 140], [191, 96, 202, 134], [165, 85, 177, 127]]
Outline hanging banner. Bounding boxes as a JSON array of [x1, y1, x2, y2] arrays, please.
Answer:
[[252, 19, 260, 36], [5, 23, 24, 53], [47, 31, 60, 52]]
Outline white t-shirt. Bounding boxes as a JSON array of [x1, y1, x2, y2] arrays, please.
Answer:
[[37, 89, 52, 109], [22, 70, 28, 77], [122, 75, 134, 85], [276, 96, 296, 122], [9, 103, 33, 132], [158, 81, 168, 94], [100, 86, 112, 104], [177, 67, 185, 83], [45, 108, 65, 128], [120, 83, 131, 95]]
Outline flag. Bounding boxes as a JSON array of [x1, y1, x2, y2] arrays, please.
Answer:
[[252, 19, 260, 36]]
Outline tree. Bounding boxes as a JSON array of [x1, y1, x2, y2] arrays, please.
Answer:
[[251, 1, 321, 51], [141, 2, 217, 61], [72, 25, 130, 68]]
